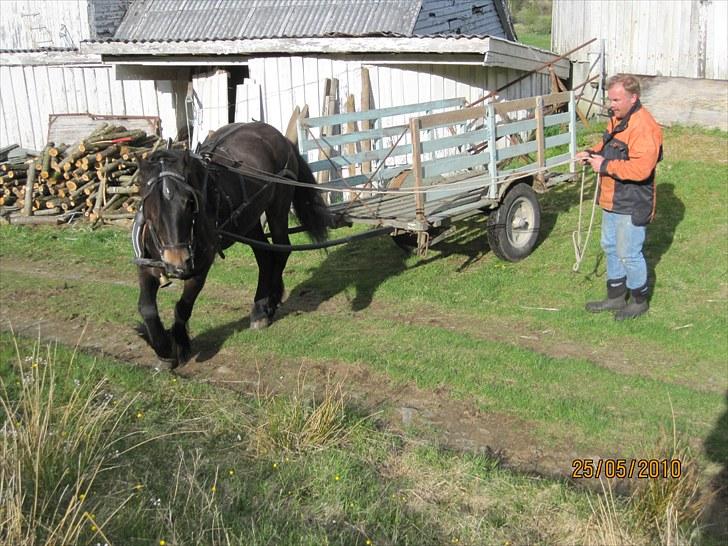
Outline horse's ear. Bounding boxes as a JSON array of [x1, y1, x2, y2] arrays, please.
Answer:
[[166, 138, 173, 150]]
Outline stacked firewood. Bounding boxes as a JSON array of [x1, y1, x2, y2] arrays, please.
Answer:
[[0, 124, 167, 225]]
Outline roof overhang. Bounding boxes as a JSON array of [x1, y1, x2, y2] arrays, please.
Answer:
[[0, 50, 103, 66], [80, 36, 570, 78]]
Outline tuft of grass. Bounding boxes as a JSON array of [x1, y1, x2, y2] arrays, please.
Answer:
[[0, 334, 137, 546], [629, 426, 709, 544], [247, 371, 355, 456]]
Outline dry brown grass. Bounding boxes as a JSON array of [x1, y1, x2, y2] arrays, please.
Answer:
[[246, 369, 354, 456], [0, 335, 137, 546]]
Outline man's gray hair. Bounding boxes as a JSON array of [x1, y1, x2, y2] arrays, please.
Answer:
[[607, 74, 641, 96]]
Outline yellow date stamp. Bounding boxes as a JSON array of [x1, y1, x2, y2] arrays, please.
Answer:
[[571, 458, 682, 479]]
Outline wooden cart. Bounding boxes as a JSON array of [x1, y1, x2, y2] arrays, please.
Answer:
[[297, 91, 578, 259]]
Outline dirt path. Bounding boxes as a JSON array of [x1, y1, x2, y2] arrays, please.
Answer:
[[0, 256, 697, 479]]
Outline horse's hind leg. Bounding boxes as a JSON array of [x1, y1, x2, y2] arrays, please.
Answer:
[[138, 268, 174, 361], [267, 213, 292, 312], [171, 268, 210, 364], [249, 223, 275, 330]]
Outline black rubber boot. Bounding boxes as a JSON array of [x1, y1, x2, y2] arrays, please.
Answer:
[[615, 284, 650, 320], [585, 277, 627, 313]]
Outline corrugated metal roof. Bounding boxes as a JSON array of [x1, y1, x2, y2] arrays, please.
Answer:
[[115, 0, 423, 41]]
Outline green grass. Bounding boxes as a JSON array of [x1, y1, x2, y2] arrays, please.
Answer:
[[1, 124, 727, 543], [0, 332, 620, 545]]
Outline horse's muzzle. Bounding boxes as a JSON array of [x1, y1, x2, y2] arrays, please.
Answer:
[[162, 248, 193, 278]]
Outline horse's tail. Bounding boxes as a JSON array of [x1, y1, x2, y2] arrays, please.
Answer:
[[292, 152, 331, 242]]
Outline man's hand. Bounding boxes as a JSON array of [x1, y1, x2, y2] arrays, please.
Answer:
[[586, 154, 604, 173], [576, 151, 604, 173]]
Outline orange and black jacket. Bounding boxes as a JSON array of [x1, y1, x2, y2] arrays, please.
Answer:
[[588, 101, 663, 225]]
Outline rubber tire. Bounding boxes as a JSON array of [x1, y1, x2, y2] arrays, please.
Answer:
[[486, 183, 541, 262]]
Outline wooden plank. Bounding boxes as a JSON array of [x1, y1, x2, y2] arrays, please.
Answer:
[[301, 97, 466, 128], [496, 118, 537, 138], [360, 67, 372, 174], [543, 111, 571, 127], [420, 150, 490, 180], [47, 114, 159, 146], [542, 91, 571, 107], [494, 96, 538, 116], [535, 95, 546, 188], [410, 117, 425, 226], [415, 104, 485, 131], [299, 123, 408, 153], [344, 95, 357, 177]]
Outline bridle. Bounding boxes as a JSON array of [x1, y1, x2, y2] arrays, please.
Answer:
[[138, 157, 202, 273]]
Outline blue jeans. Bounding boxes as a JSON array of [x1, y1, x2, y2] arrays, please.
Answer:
[[601, 210, 647, 290]]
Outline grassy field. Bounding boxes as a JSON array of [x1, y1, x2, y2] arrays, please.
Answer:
[[1, 123, 727, 544]]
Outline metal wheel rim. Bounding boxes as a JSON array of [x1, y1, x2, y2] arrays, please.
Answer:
[[506, 196, 536, 249]]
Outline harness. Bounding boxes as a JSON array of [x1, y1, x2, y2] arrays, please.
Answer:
[[132, 159, 202, 271], [132, 149, 297, 273]]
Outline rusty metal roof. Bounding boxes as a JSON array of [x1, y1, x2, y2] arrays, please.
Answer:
[[113, 0, 515, 42]]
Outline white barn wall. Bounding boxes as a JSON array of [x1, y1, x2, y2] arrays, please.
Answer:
[[552, 0, 728, 80], [0, 0, 90, 49], [0, 62, 166, 149], [246, 56, 551, 134]]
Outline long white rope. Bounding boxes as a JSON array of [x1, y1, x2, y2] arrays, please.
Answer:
[[572, 166, 600, 272]]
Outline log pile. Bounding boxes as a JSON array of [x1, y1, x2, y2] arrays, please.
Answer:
[[0, 124, 168, 226]]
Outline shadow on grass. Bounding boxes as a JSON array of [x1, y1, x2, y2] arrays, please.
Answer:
[[703, 391, 728, 540], [646, 182, 685, 293], [188, 182, 593, 361]]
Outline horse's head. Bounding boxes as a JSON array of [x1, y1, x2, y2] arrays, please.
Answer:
[[138, 148, 203, 279]]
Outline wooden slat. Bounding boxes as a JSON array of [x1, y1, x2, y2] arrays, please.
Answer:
[[301, 97, 465, 128], [299, 123, 408, 153], [421, 150, 490, 180], [542, 91, 571, 107], [496, 118, 537, 138], [416, 104, 486, 131]]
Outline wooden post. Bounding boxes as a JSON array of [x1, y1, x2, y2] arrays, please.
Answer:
[[410, 117, 425, 230], [534, 95, 546, 191], [360, 68, 372, 174], [344, 95, 358, 178], [285, 106, 301, 144]]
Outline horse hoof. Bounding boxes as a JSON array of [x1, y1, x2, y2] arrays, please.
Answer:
[[250, 317, 271, 330]]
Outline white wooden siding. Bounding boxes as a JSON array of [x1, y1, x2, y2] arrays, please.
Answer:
[[0, 0, 90, 49], [552, 0, 728, 80], [0, 63, 163, 149], [246, 56, 551, 136]]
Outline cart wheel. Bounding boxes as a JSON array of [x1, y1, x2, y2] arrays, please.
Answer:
[[486, 183, 541, 262]]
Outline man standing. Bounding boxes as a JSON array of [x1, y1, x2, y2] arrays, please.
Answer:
[[576, 74, 663, 320]]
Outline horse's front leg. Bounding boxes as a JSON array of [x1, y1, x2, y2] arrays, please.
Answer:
[[138, 268, 174, 361], [170, 268, 210, 364]]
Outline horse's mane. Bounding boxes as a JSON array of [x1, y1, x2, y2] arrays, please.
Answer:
[[147, 149, 184, 163]]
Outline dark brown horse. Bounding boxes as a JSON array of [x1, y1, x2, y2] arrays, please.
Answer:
[[133, 122, 330, 365]]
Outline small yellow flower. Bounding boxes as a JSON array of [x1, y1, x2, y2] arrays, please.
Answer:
[[134, 484, 144, 491], [272, 463, 278, 469], [159, 540, 167, 546], [136, 411, 144, 419], [90, 524, 97, 532], [211, 485, 217, 493], [171, 377, 177, 383], [366, 540, 372, 545], [78, 493, 86, 501], [228, 469, 235, 476], [335, 475, 341, 481]]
